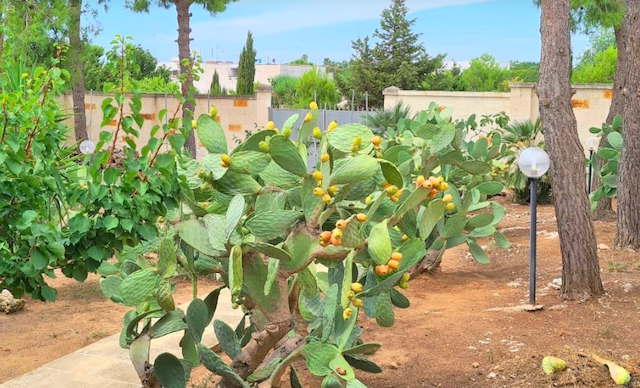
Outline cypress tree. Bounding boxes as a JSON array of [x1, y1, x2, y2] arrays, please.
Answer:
[[236, 31, 256, 95]]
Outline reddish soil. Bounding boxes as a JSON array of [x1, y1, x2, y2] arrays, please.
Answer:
[[0, 273, 219, 383], [3, 201, 640, 388]]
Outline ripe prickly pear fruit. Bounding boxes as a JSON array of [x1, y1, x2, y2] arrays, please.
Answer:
[[319, 231, 332, 242], [330, 236, 341, 246], [266, 121, 275, 130], [322, 193, 331, 203], [541, 356, 567, 375], [321, 153, 330, 162], [356, 213, 367, 222], [312, 171, 323, 181], [391, 252, 402, 261], [313, 187, 324, 197], [328, 185, 338, 195], [387, 259, 399, 270], [327, 121, 338, 132], [365, 195, 373, 205], [442, 194, 453, 203], [304, 113, 313, 122], [220, 154, 230, 164], [347, 291, 355, 300], [375, 265, 389, 276], [428, 189, 438, 199], [191, 119, 197, 128], [335, 219, 346, 230], [351, 298, 363, 308], [371, 135, 382, 146], [350, 283, 363, 293], [342, 308, 353, 321], [438, 182, 449, 191], [313, 127, 321, 139], [401, 234, 409, 242], [209, 105, 217, 118], [309, 101, 318, 110], [445, 203, 455, 211]]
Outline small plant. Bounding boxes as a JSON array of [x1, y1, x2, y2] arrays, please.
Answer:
[[101, 100, 508, 387], [362, 101, 411, 136], [588, 115, 622, 206], [606, 261, 627, 272]]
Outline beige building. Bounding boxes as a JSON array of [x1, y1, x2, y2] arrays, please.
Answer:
[[160, 60, 328, 94]]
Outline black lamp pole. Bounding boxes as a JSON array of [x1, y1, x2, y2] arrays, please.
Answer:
[[529, 178, 538, 305], [587, 149, 594, 194]]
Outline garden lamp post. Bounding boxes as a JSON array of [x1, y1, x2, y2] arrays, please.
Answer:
[[586, 136, 597, 194], [518, 147, 550, 306]]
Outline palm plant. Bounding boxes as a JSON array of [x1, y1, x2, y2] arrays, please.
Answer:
[[362, 101, 411, 135], [494, 119, 552, 204]]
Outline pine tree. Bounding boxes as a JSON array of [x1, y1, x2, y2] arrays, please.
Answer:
[[236, 31, 256, 95]]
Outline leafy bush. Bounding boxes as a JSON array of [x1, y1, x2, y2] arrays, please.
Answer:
[[295, 68, 339, 108], [270, 74, 298, 108], [102, 101, 508, 387], [459, 54, 510, 92], [362, 102, 411, 135], [132, 75, 180, 94], [588, 115, 622, 205]]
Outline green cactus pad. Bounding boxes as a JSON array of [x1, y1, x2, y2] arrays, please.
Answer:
[[225, 195, 245, 241], [390, 289, 410, 308], [129, 333, 150, 381], [100, 275, 122, 300], [254, 187, 287, 213], [243, 254, 280, 312], [475, 181, 504, 195], [119, 269, 159, 306], [197, 344, 249, 388], [158, 237, 177, 278], [330, 155, 379, 185], [468, 241, 489, 264], [186, 299, 209, 343], [246, 357, 283, 382], [269, 135, 308, 177], [240, 129, 277, 152], [367, 220, 391, 266], [342, 342, 381, 355], [298, 108, 319, 142], [418, 200, 445, 239], [156, 281, 175, 311], [154, 352, 187, 388], [151, 310, 187, 339], [301, 341, 341, 377], [213, 319, 241, 359], [344, 354, 382, 374], [201, 154, 228, 180], [245, 210, 303, 241], [264, 257, 280, 296], [196, 114, 227, 155], [330, 355, 356, 381], [260, 161, 303, 189], [322, 284, 340, 341], [374, 292, 394, 327], [379, 159, 404, 188], [228, 151, 272, 175], [321, 375, 343, 388], [467, 213, 495, 229], [327, 124, 374, 153], [243, 242, 292, 262], [442, 213, 468, 238], [212, 171, 262, 196], [228, 245, 243, 302]]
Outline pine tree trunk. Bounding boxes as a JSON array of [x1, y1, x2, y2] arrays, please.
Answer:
[[175, 0, 196, 157], [68, 0, 88, 142], [615, 0, 640, 249], [593, 16, 629, 221], [538, 0, 603, 299]]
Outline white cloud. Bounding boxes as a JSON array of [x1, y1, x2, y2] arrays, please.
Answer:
[[190, 0, 500, 44]]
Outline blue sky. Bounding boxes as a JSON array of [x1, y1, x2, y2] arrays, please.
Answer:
[[92, 0, 590, 65]]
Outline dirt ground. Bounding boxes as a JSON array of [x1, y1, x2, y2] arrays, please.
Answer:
[[3, 200, 640, 387]]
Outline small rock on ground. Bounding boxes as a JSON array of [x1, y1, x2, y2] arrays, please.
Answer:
[[0, 290, 26, 314]]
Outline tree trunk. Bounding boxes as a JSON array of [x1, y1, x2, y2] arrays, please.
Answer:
[[593, 15, 629, 221], [538, 0, 604, 300], [68, 0, 88, 142], [615, 0, 640, 249], [175, 0, 197, 157]]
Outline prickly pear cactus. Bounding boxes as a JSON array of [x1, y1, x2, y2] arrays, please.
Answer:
[[102, 101, 508, 388], [588, 114, 622, 205]]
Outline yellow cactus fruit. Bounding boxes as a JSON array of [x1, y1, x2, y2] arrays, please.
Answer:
[[438, 182, 449, 191], [375, 265, 389, 276], [313, 187, 324, 197], [401, 234, 409, 242], [209, 105, 217, 117], [442, 194, 453, 203], [259, 141, 269, 152], [191, 119, 197, 128], [351, 298, 363, 308], [385, 185, 398, 196], [387, 259, 399, 270], [390, 195, 399, 203], [541, 356, 567, 376], [327, 120, 338, 132], [436, 176, 445, 183], [416, 175, 425, 186], [266, 121, 275, 130], [304, 112, 313, 122], [342, 308, 353, 321], [328, 185, 338, 195], [353, 136, 361, 146], [220, 161, 229, 168], [365, 195, 373, 205], [401, 273, 410, 282], [332, 228, 343, 239], [381, 181, 390, 188], [445, 203, 455, 211], [321, 153, 330, 163], [273, 128, 279, 134], [399, 281, 409, 289], [371, 135, 382, 146], [347, 290, 355, 300], [312, 170, 323, 181], [391, 252, 403, 261], [283, 127, 291, 139], [350, 283, 363, 293], [313, 127, 322, 139], [356, 213, 367, 222], [322, 193, 331, 203], [335, 219, 347, 230], [220, 154, 230, 164], [309, 101, 318, 110]]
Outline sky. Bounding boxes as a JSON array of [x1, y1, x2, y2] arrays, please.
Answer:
[[91, 0, 591, 65]]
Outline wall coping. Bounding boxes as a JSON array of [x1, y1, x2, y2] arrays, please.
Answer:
[[509, 82, 613, 90], [63, 91, 260, 100], [385, 89, 511, 98]]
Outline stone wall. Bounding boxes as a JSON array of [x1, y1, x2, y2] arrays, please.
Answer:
[[58, 85, 271, 158], [384, 82, 614, 150]]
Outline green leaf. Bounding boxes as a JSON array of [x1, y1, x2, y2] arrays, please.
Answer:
[[598, 147, 618, 160], [343, 343, 381, 355], [151, 311, 187, 338], [458, 160, 491, 174], [213, 320, 241, 359], [245, 210, 303, 240], [375, 292, 394, 327], [31, 249, 48, 270], [198, 344, 249, 387], [301, 341, 341, 377], [468, 241, 489, 264], [103, 215, 119, 231], [226, 194, 245, 241], [202, 153, 228, 180], [330, 155, 379, 185], [419, 200, 445, 239], [103, 167, 120, 185], [494, 231, 510, 248], [229, 245, 243, 302], [186, 299, 209, 343], [119, 269, 158, 306], [475, 181, 504, 196], [269, 135, 307, 176], [154, 353, 186, 388], [244, 242, 292, 262], [100, 275, 122, 299], [379, 160, 404, 188], [368, 220, 391, 265], [327, 124, 374, 152], [197, 114, 227, 154], [344, 354, 382, 374]]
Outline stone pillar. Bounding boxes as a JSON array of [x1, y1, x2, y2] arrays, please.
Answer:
[[255, 84, 272, 126], [508, 82, 537, 123], [382, 86, 400, 110]]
